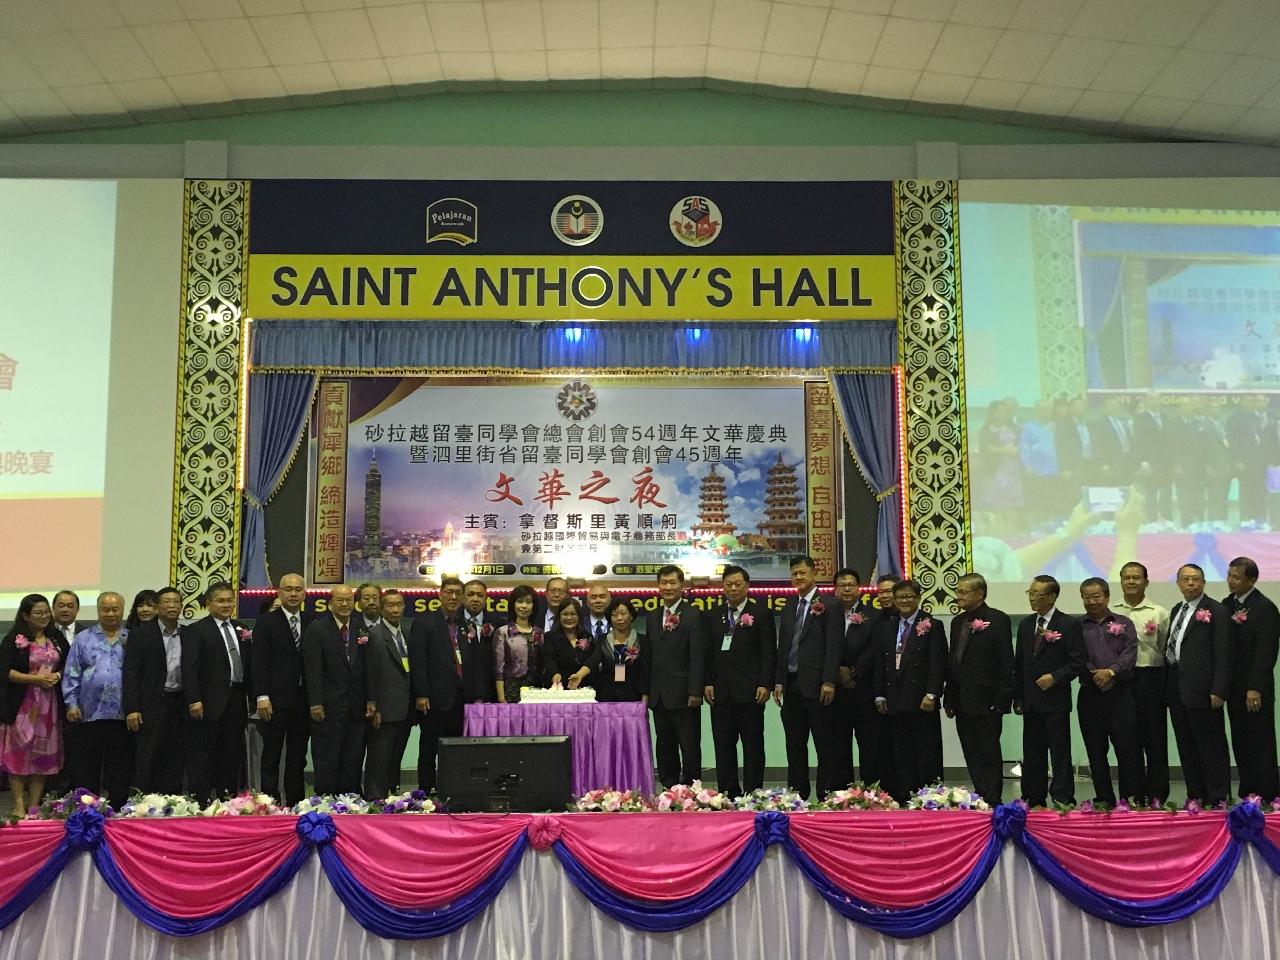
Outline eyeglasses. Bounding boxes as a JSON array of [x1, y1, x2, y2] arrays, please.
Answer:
[[1025, 590, 1049, 598]]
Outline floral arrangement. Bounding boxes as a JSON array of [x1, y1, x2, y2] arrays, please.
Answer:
[[1106, 621, 1126, 636], [654, 780, 733, 812], [733, 788, 809, 812], [571, 788, 650, 813], [292, 793, 374, 815], [809, 600, 826, 616], [738, 613, 755, 628], [117, 793, 206, 818], [1232, 610, 1249, 624], [575, 637, 591, 651], [815, 785, 900, 811], [376, 789, 437, 814], [14, 634, 30, 649], [847, 611, 865, 626], [1042, 630, 1061, 643], [36, 788, 113, 820], [915, 618, 933, 636], [621, 645, 640, 663], [355, 632, 369, 645], [907, 784, 990, 811], [205, 791, 286, 816], [237, 626, 251, 641], [663, 612, 680, 632], [1144, 620, 1158, 635], [970, 619, 990, 632], [1195, 608, 1212, 623]]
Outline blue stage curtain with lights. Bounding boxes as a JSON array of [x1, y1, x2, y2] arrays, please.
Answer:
[[249, 319, 897, 372]]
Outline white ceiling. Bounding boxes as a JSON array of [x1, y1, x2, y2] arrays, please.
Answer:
[[1, 0, 1279, 144]]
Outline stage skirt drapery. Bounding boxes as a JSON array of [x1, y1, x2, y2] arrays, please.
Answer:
[[3, 803, 1280, 956]]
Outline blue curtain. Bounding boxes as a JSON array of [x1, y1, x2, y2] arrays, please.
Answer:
[[831, 372, 901, 575], [240, 372, 317, 587], [250, 320, 897, 371]]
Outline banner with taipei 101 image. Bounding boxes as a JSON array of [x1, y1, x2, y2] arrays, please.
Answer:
[[310, 377, 839, 585]]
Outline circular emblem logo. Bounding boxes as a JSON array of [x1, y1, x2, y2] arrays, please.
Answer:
[[670, 196, 722, 247], [551, 195, 604, 246], [556, 380, 598, 421]]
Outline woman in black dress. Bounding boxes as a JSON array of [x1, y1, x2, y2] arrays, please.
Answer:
[[544, 599, 605, 689]]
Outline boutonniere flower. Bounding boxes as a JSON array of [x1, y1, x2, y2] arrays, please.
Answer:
[[532, 629, 544, 645], [810, 600, 826, 616], [14, 634, 30, 649], [970, 619, 990, 632], [1144, 620, 1157, 636], [915, 618, 932, 637], [738, 613, 755, 628], [1042, 630, 1061, 643], [1106, 622, 1125, 637], [1232, 610, 1248, 625], [663, 612, 680, 632], [848, 611, 866, 626], [1194, 608, 1212, 623], [574, 637, 591, 651], [237, 627, 251, 641], [355, 633, 369, 646], [623, 646, 640, 664], [482, 623, 494, 638]]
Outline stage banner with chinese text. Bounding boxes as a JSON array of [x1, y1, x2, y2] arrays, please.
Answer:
[[246, 180, 895, 322], [312, 377, 833, 585], [312, 381, 350, 585]]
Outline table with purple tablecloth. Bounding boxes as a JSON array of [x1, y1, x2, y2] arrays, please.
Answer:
[[463, 702, 654, 795]]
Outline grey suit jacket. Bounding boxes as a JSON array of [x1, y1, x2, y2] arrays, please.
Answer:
[[365, 620, 412, 723]]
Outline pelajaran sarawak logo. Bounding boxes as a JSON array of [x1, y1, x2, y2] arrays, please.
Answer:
[[425, 198, 478, 246]]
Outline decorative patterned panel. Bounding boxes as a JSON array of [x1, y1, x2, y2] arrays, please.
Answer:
[[896, 180, 970, 610], [170, 180, 249, 603], [1030, 205, 1086, 398]]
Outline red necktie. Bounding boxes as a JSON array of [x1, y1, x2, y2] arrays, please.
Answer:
[[340, 623, 350, 660]]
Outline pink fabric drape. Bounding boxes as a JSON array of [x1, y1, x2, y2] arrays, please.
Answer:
[[1025, 811, 1233, 901], [332, 814, 532, 909], [103, 818, 303, 918], [788, 811, 994, 909], [0, 821, 64, 905], [556, 812, 759, 901]]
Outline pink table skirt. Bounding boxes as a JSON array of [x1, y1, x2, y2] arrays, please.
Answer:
[[463, 702, 655, 796]]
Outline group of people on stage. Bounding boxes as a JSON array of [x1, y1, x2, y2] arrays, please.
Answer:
[[0, 553, 1274, 812]]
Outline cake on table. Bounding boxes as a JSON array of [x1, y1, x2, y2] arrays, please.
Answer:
[[520, 686, 597, 704]]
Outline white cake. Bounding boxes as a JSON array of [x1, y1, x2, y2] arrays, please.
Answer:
[[520, 687, 597, 704]]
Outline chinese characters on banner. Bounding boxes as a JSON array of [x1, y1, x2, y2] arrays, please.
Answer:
[[314, 379, 823, 584], [312, 381, 350, 584], [803, 381, 840, 581], [0, 352, 54, 475]]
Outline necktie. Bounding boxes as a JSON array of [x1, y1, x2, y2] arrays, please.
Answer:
[[1168, 604, 1190, 664], [594, 619, 607, 641], [449, 618, 463, 677], [895, 618, 910, 669], [788, 598, 806, 672], [222, 621, 244, 683], [954, 617, 971, 663], [340, 623, 349, 660], [727, 607, 737, 631], [393, 630, 407, 659], [1035, 615, 1046, 635], [289, 614, 300, 648]]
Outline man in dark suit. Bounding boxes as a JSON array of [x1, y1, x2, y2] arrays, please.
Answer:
[[352, 583, 382, 635], [462, 579, 506, 642], [944, 573, 1015, 805], [1166, 563, 1232, 804], [644, 564, 708, 787], [1077, 578, 1140, 806], [773, 555, 840, 800], [704, 565, 775, 799], [364, 589, 412, 800], [1132, 394, 1171, 521], [1014, 575, 1086, 806], [829, 568, 863, 790], [873, 578, 947, 802], [251, 572, 313, 805], [1089, 396, 1134, 484], [1227, 398, 1270, 525], [536, 577, 569, 635], [832, 571, 892, 789], [124, 586, 187, 794], [408, 576, 493, 794], [302, 584, 369, 796], [182, 582, 250, 802], [1223, 556, 1279, 800]]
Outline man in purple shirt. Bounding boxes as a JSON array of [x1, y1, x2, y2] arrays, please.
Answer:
[[1077, 577, 1140, 806]]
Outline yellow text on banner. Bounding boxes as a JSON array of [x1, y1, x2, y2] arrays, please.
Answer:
[[247, 255, 897, 321]]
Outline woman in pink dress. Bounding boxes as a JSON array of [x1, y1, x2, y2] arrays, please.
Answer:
[[0, 593, 69, 813]]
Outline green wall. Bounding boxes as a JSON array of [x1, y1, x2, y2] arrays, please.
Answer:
[[3, 88, 1124, 147]]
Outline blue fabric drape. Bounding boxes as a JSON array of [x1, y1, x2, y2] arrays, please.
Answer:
[[1079, 258, 1123, 387], [239, 372, 317, 587], [316, 836, 528, 940], [549, 812, 787, 933], [997, 801, 1241, 928], [250, 320, 897, 371], [831, 372, 901, 575]]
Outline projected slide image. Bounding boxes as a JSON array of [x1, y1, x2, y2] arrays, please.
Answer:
[[962, 200, 1280, 592], [0, 180, 116, 593]]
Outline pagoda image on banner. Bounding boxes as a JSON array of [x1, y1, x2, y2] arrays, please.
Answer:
[[756, 453, 807, 555], [692, 465, 737, 538]]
